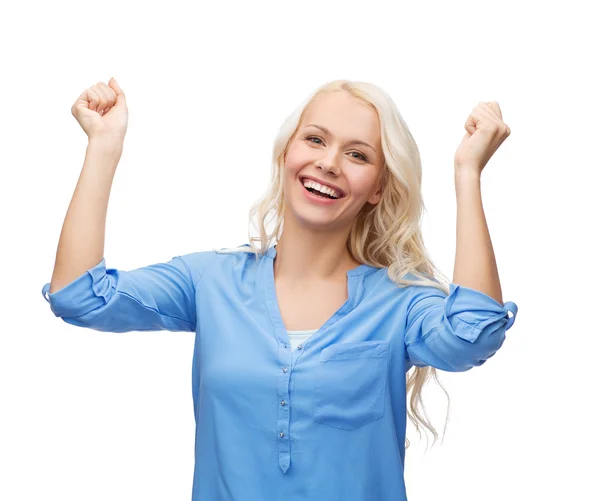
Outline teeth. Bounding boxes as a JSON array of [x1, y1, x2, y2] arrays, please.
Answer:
[[302, 179, 342, 198]]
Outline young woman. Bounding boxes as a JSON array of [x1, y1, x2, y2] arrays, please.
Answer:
[[42, 77, 518, 500]]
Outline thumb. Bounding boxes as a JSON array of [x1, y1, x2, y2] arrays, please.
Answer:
[[108, 77, 126, 104]]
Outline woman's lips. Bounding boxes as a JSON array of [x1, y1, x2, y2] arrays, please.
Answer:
[[299, 178, 344, 205]]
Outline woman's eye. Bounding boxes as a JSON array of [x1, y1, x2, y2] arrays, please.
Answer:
[[351, 152, 368, 162], [306, 136, 323, 145], [305, 136, 367, 162]]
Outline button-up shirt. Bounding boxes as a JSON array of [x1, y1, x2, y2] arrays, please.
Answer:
[[42, 244, 518, 500]]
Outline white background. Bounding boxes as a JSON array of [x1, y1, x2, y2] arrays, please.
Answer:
[[1, 0, 599, 499]]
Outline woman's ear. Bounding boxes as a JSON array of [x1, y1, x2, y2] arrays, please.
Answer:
[[368, 168, 386, 205], [368, 188, 383, 206]]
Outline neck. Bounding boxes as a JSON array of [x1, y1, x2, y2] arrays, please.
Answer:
[[273, 217, 360, 282]]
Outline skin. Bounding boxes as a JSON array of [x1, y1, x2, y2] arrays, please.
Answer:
[[51, 77, 509, 308], [273, 90, 385, 282], [274, 90, 511, 306], [452, 101, 511, 304]]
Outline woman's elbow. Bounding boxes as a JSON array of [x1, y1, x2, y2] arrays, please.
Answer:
[[408, 323, 509, 373]]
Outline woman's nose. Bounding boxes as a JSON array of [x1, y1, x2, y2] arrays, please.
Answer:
[[316, 153, 340, 175], [317, 161, 339, 176]]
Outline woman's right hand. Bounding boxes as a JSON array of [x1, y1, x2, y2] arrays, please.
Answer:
[[71, 78, 128, 143]]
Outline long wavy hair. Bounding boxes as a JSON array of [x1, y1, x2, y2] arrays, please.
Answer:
[[215, 79, 451, 450]]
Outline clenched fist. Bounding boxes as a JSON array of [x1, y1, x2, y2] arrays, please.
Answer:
[[71, 77, 128, 143]]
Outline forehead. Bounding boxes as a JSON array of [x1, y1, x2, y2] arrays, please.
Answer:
[[301, 91, 381, 143]]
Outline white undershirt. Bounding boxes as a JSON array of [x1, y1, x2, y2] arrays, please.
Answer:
[[286, 329, 318, 350]]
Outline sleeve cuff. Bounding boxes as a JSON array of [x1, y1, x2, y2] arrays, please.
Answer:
[[445, 283, 518, 343], [41, 258, 110, 318]]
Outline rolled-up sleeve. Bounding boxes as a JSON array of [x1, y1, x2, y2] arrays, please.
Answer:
[[41, 253, 212, 333], [404, 283, 518, 372]]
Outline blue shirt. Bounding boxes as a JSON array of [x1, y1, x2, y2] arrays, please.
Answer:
[[42, 244, 518, 500]]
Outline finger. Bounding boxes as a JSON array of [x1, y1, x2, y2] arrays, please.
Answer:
[[92, 83, 109, 114], [97, 83, 114, 114], [87, 88, 102, 112], [98, 82, 117, 108], [465, 104, 492, 133], [474, 102, 506, 134], [485, 102, 510, 135], [96, 83, 116, 116], [486, 101, 503, 120], [464, 112, 478, 135], [109, 77, 125, 98], [475, 102, 498, 122], [91, 85, 107, 113]]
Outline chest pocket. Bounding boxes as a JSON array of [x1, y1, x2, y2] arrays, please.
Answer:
[[313, 341, 390, 431]]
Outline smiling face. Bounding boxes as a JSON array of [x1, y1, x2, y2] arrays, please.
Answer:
[[283, 90, 385, 232]]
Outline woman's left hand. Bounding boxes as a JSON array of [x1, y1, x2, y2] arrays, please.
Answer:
[[454, 101, 511, 175]]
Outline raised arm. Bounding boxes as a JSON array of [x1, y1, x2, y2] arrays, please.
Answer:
[[43, 79, 216, 333], [49, 139, 122, 293], [48, 79, 127, 293], [405, 101, 518, 372], [452, 100, 512, 300]]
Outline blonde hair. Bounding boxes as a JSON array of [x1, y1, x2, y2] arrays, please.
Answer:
[[216, 79, 451, 450]]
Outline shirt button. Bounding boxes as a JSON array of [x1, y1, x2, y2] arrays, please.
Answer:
[[297, 344, 302, 350], [280, 432, 284, 438], [281, 400, 285, 406], [282, 367, 287, 373]]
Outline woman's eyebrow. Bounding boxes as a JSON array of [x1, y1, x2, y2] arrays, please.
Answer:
[[304, 124, 376, 153]]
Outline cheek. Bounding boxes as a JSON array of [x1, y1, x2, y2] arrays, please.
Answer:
[[283, 145, 304, 174], [348, 173, 379, 198]]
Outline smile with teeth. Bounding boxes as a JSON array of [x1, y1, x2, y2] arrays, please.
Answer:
[[302, 179, 343, 199]]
